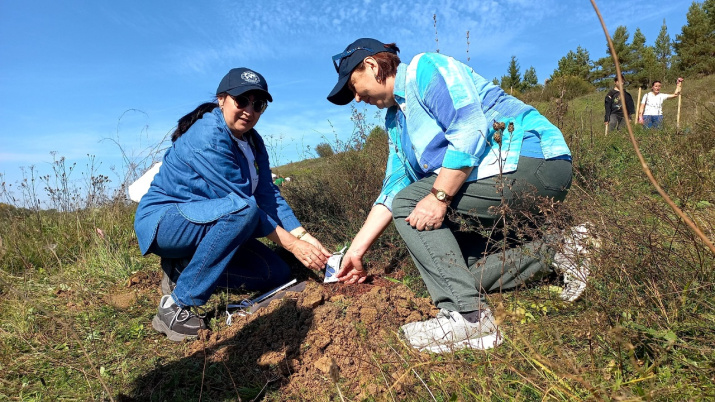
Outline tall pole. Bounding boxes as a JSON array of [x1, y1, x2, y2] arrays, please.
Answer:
[[677, 95, 682, 130], [676, 78, 683, 130], [635, 87, 642, 125]]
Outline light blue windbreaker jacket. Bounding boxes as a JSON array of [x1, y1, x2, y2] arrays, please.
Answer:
[[375, 53, 572, 210], [134, 107, 301, 255]]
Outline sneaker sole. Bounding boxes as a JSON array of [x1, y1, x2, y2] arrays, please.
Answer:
[[419, 332, 504, 353], [152, 315, 196, 342]]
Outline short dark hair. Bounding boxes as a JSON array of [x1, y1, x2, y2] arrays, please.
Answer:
[[652, 80, 662, 86], [351, 43, 401, 86]]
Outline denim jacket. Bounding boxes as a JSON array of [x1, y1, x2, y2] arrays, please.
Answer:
[[134, 107, 300, 255], [374, 53, 571, 210]]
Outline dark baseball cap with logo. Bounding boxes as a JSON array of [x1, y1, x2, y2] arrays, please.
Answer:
[[216, 67, 273, 101], [327, 38, 398, 105]]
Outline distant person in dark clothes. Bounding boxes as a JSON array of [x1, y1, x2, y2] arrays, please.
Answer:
[[134, 68, 330, 341], [604, 75, 635, 132]]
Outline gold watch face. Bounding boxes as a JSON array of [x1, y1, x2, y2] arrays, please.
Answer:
[[436, 191, 447, 201]]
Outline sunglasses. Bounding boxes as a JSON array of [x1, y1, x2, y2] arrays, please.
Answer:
[[332, 46, 373, 73], [231, 95, 268, 113]]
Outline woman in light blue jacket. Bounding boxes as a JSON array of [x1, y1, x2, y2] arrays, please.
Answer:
[[135, 68, 330, 341], [328, 39, 591, 353]]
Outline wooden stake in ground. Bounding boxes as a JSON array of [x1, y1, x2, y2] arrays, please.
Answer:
[[635, 87, 642, 125], [676, 78, 683, 130]]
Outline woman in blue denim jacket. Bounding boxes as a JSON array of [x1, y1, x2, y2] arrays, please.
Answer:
[[327, 39, 592, 353], [135, 68, 330, 341]]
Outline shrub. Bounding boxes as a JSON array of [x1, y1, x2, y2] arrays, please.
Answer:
[[314, 142, 334, 158], [521, 75, 595, 104]]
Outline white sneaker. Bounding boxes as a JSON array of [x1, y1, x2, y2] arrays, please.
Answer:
[[401, 309, 503, 353], [554, 224, 599, 302]]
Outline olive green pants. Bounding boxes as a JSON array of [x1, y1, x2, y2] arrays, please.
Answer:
[[391, 156, 572, 312]]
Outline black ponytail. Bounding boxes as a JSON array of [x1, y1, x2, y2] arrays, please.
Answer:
[[171, 102, 219, 142]]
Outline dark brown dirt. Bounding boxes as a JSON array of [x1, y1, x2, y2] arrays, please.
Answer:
[[119, 270, 438, 399], [188, 277, 437, 399]]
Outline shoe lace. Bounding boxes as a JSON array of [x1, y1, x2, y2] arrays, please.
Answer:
[[435, 309, 458, 322], [170, 305, 205, 328]]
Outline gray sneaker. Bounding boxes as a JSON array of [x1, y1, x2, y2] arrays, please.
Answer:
[[151, 295, 207, 342], [401, 308, 503, 353], [554, 224, 599, 302]]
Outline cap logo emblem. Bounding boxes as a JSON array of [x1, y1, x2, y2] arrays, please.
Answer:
[[241, 71, 260, 84]]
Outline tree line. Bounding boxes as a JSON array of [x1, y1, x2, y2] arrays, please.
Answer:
[[495, 0, 714, 92]]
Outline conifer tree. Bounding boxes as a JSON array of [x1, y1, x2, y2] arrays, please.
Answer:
[[654, 19, 673, 81], [630, 28, 660, 88], [674, 0, 715, 76], [593, 26, 633, 89], [523, 66, 539, 91], [551, 46, 592, 82], [500, 56, 522, 93]]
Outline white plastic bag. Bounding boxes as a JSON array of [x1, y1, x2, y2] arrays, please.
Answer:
[[128, 162, 162, 203], [324, 246, 347, 283]]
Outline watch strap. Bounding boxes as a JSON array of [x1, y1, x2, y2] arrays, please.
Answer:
[[430, 187, 453, 203]]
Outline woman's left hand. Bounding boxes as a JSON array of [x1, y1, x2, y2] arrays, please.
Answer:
[[405, 195, 448, 231]]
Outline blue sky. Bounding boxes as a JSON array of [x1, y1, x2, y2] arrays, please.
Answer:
[[0, 0, 690, 203]]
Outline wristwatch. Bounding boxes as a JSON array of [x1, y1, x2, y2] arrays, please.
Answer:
[[430, 187, 453, 204]]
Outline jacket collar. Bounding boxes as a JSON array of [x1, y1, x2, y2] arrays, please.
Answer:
[[392, 63, 408, 110]]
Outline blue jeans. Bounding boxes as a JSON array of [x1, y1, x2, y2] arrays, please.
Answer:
[[391, 156, 572, 312], [643, 115, 663, 129], [149, 204, 291, 307]]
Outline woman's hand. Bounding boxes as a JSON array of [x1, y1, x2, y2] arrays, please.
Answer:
[[300, 233, 330, 256], [336, 247, 368, 284], [285, 239, 329, 270], [405, 195, 448, 231]]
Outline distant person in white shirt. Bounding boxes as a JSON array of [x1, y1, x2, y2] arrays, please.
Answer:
[[638, 78, 683, 129]]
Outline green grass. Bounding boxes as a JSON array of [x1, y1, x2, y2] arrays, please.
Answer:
[[1, 76, 714, 400]]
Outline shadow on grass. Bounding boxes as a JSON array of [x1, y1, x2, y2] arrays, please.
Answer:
[[118, 294, 314, 401]]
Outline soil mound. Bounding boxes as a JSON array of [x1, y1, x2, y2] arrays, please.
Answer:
[[187, 278, 437, 399]]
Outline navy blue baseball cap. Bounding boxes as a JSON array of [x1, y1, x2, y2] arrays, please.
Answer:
[[327, 38, 398, 105], [216, 67, 273, 102]]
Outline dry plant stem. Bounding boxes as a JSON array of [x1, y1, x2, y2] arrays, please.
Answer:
[[388, 361, 433, 394], [466, 30, 470, 61], [334, 383, 346, 402], [371, 353, 397, 402], [433, 14, 439, 53], [513, 340, 580, 399], [590, 0, 715, 256], [220, 360, 243, 402], [387, 342, 436, 401]]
